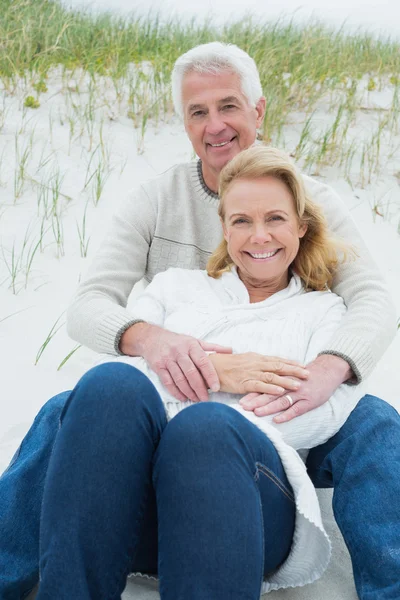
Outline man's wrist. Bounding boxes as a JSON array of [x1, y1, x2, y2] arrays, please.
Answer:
[[118, 320, 152, 356], [315, 352, 354, 384]]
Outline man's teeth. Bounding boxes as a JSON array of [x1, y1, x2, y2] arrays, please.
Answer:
[[210, 141, 230, 147], [249, 250, 279, 259]]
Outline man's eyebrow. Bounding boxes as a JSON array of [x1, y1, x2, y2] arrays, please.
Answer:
[[187, 103, 206, 113], [218, 95, 242, 105]]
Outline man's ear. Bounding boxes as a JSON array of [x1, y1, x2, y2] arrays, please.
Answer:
[[255, 96, 266, 129]]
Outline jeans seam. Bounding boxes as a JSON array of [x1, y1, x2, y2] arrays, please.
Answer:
[[255, 462, 295, 504], [254, 476, 266, 589]]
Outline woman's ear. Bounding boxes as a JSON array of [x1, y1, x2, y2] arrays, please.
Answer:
[[298, 222, 308, 238], [221, 217, 228, 241]]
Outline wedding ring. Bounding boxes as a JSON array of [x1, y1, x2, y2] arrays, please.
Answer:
[[284, 394, 294, 407]]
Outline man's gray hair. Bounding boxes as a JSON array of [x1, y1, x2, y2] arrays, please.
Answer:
[[171, 41, 263, 119]]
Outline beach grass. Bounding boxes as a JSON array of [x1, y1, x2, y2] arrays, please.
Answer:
[[1, 0, 400, 177], [0, 0, 398, 372]]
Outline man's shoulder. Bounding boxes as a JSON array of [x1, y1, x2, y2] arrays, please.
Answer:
[[141, 161, 196, 192]]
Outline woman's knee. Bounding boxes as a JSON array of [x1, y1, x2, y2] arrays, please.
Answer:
[[65, 363, 164, 422], [159, 402, 261, 462]]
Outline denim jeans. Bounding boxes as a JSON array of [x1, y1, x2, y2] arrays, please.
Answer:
[[1, 366, 400, 599], [2, 363, 295, 600]]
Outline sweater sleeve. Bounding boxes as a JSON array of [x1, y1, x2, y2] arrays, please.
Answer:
[[241, 294, 364, 452], [303, 176, 397, 382], [66, 185, 157, 354]]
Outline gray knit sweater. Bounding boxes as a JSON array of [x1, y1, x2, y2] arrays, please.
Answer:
[[66, 160, 396, 382]]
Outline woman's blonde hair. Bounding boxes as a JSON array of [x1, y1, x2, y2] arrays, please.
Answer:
[[207, 145, 351, 291]]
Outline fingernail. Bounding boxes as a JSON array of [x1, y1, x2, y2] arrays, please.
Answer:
[[276, 386, 285, 393], [211, 384, 219, 392]]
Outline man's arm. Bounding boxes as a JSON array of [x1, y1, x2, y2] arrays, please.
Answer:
[[304, 175, 397, 382], [240, 293, 357, 422], [66, 185, 156, 354]]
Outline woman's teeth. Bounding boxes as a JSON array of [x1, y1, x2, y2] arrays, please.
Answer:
[[248, 250, 280, 259]]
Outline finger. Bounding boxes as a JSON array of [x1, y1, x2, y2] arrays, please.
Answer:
[[189, 345, 221, 392], [269, 376, 303, 391], [253, 393, 299, 417], [157, 368, 187, 402], [166, 361, 200, 403], [263, 356, 305, 366], [241, 393, 275, 410], [200, 341, 232, 354], [177, 354, 209, 401], [243, 380, 290, 396], [262, 361, 309, 380], [258, 371, 301, 391], [273, 400, 311, 423], [240, 392, 260, 403]]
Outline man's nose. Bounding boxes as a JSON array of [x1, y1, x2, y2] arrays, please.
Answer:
[[205, 111, 225, 135]]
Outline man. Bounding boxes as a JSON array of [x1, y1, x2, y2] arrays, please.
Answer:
[[1, 42, 399, 599]]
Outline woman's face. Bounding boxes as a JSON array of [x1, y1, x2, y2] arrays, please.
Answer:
[[222, 176, 307, 290]]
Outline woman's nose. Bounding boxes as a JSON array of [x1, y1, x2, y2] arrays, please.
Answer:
[[250, 225, 272, 243]]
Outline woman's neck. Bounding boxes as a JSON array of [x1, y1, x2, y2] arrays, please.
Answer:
[[238, 271, 289, 303]]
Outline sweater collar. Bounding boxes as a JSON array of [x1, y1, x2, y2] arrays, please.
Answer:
[[190, 160, 220, 205], [219, 267, 304, 306]]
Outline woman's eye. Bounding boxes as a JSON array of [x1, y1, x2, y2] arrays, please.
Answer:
[[233, 218, 248, 225], [269, 215, 284, 222]]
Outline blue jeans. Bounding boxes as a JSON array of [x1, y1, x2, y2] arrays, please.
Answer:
[[2, 364, 295, 600], [1, 368, 400, 599]]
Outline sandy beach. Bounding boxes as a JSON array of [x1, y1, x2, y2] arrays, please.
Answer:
[[1, 2, 399, 597]]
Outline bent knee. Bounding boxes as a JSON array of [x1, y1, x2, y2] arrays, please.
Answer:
[[161, 402, 252, 456], [68, 362, 163, 417]]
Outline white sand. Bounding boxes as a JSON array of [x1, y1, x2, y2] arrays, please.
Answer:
[[1, 62, 399, 599]]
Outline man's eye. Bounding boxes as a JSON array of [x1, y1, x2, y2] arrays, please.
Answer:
[[222, 104, 236, 110], [192, 110, 205, 117]]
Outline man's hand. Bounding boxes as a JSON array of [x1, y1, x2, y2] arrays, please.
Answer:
[[240, 354, 353, 423], [119, 323, 232, 402], [209, 352, 309, 396]]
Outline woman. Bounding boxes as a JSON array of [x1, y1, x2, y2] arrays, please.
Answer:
[[36, 146, 362, 600]]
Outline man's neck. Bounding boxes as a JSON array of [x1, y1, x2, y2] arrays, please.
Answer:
[[200, 162, 219, 194]]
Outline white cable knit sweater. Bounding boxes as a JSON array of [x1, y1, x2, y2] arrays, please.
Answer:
[[100, 267, 364, 592], [67, 160, 397, 383]]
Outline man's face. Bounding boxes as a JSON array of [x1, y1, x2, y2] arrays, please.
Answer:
[[182, 71, 266, 191]]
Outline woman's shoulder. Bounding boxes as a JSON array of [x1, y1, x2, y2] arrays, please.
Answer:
[[151, 267, 209, 293], [299, 285, 347, 318]]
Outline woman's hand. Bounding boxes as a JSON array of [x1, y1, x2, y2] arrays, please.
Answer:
[[120, 323, 232, 403], [240, 354, 352, 422], [209, 353, 309, 396]]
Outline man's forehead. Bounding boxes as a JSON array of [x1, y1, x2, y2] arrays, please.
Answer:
[[182, 71, 245, 102]]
